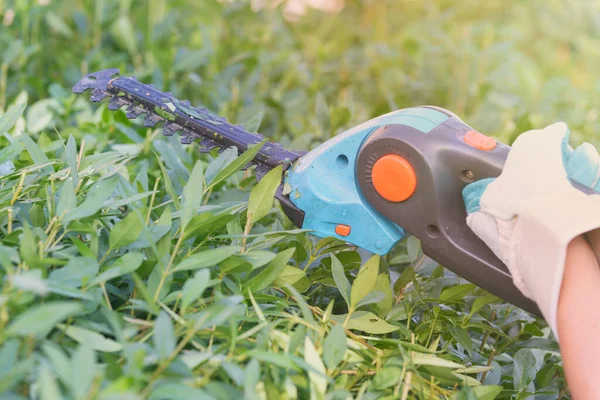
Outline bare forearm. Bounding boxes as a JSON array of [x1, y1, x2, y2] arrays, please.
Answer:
[[558, 235, 600, 399]]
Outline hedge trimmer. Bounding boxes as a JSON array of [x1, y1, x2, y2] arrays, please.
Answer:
[[73, 69, 596, 317]]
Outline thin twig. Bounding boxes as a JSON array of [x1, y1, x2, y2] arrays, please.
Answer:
[[480, 347, 497, 383], [146, 177, 161, 225], [340, 370, 376, 376], [241, 216, 252, 253], [479, 310, 497, 353], [153, 233, 184, 302], [400, 371, 412, 400], [101, 283, 112, 310]]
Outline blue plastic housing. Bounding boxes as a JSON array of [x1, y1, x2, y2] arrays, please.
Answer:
[[285, 107, 449, 254]]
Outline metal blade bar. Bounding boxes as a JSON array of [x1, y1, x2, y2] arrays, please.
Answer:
[[73, 69, 301, 172]]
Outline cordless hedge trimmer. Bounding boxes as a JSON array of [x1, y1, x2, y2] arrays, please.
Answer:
[[73, 69, 596, 317]]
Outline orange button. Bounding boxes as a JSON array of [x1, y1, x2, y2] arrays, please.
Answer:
[[372, 154, 417, 202], [464, 130, 497, 151], [335, 224, 351, 237]]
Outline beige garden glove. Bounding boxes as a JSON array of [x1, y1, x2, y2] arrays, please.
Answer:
[[462, 122, 600, 339]]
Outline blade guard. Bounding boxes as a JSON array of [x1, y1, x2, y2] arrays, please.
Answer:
[[285, 107, 450, 254]]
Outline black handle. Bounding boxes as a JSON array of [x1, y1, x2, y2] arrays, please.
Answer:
[[356, 116, 542, 316]]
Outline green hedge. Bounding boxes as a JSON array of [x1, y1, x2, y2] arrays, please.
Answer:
[[0, 0, 588, 398]]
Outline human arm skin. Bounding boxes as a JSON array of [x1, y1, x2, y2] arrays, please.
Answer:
[[557, 235, 600, 399], [585, 228, 600, 264]]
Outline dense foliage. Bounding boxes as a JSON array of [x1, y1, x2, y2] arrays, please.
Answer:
[[1, 0, 596, 398]]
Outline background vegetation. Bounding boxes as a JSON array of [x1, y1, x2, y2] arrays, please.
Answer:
[[1, 0, 597, 398]]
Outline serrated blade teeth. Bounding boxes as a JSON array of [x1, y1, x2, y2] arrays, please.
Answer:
[[126, 105, 145, 119], [144, 113, 163, 127], [162, 122, 182, 136], [90, 89, 109, 102], [108, 96, 129, 110], [199, 137, 220, 152], [181, 130, 200, 145]]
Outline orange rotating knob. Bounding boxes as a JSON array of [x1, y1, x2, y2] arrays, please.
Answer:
[[372, 154, 417, 202]]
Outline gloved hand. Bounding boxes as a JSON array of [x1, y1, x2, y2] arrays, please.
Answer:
[[462, 122, 600, 339]]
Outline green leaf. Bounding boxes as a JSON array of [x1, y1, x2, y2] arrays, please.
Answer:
[[21, 132, 53, 174], [373, 367, 403, 390], [242, 111, 264, 133], [273, 265, 306, 286], [109, 211, 145, 249], [439, 284, 476, 302], [471, 386, 503, 400], [57, 178, 76, 218], [454, 365, 492, 374], [39, 364, 62, 400], [0, 141, 24, 168], [66, 135, 78, 186], [250, 352, 298, 370], [469, 294, 499, 317], [156, 155, 179, 210], [181, 269, 211, 312], [91, 252, 144, 285], [412, 354, 465, 369], [304, 337, 327, 397], [350, 255, 380, 310], [180, 161, 204, 231], [6, 302, 82, 338], [373, 273, 394, 315], [407, 236, 422, 262], [63, 176, 118, 222], [154, 311, 176, 360], [45, 12, 73, 37], [331, 254, 351, 308], [450, 385, 503, 400], [323, 324, 346, 369], [49, 257, 98, 288], [57, 324, 122, 352], [513, 348, 537, 392], [149, 383, 212, 400], [0, 358, 34, 393], [393, 267, 415, 293], [246, 247, 295, 292], [355, 291, 385, 309], [536, 363, 558, 389], [19, 224, 38, 268], [69, 343, 95, 399], [0, 102, 26, 135], [192, 296, 244, 330], [285, 285, 316, 325], [172, 246, 241, 272], [244, 359, 260, 399], [450, 327, 473, 358], [111, 15, 137, 56], [182, 210, 236, 241], [333, 311, 400, 334], [205, 140, 266, 191], [205, 146, 237, 185], [247, 166, 282, 225], [237, 250, 276, 269]]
